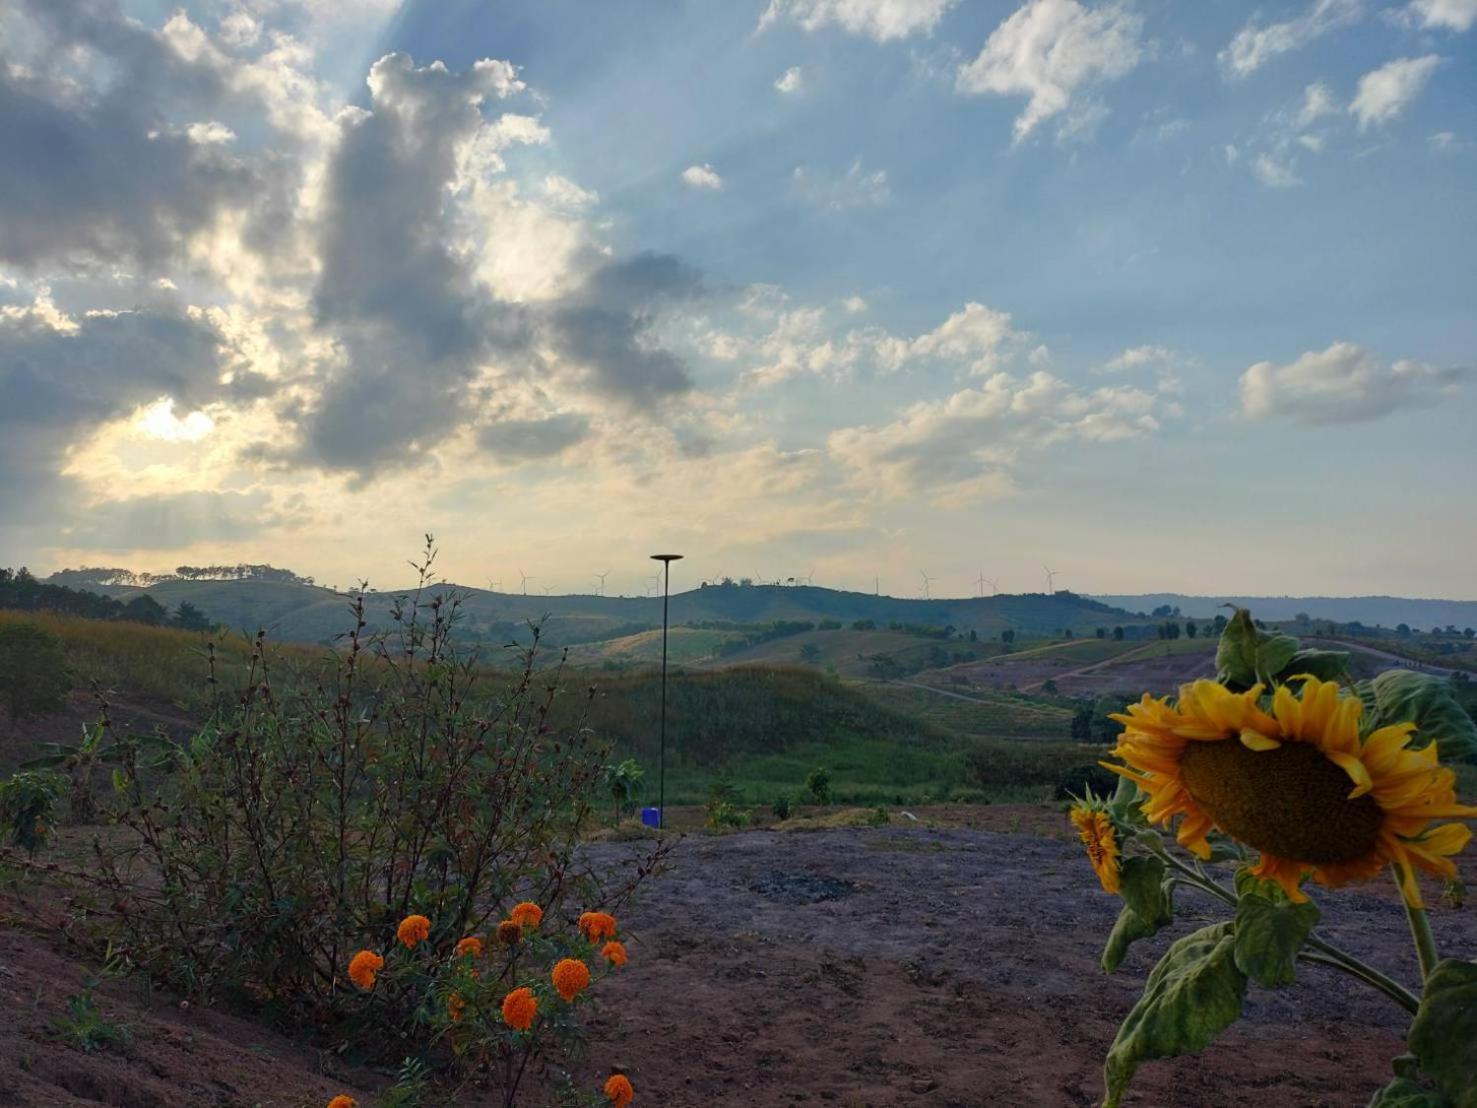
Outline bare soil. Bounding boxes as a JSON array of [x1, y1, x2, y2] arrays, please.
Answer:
[[580, 808, 1476, 1107], [2, 805, 1471, 1107]]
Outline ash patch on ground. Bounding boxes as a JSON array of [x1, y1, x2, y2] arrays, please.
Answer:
[[747, 870, 856, 904]]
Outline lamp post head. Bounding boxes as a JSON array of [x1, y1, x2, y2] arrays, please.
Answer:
[[650, 554, 684, 563]]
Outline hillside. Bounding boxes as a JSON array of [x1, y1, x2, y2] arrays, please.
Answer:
[[1095, 593, 1477, 629]]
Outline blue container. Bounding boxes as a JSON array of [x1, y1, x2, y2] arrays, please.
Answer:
[[640, 806, 662, 829]]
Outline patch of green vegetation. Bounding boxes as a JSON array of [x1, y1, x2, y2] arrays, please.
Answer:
[[53, 989, 130, 1053]]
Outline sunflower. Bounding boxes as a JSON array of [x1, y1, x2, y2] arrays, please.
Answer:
[[1068, 804, 1121, 894], [1107, 676, 1477, 908]]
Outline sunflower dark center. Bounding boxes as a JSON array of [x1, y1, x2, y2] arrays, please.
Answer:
[[1178, 739, 1383, 864]]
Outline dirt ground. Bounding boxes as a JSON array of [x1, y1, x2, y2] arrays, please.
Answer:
[[1, 806, 1471, 1107], [579, 808, 1476, 1108]]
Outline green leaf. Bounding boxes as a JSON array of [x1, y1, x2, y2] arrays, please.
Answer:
[[1101, 855, 1173, 973], [1216, 608, 1300, 691], [1278, 647, 1350, 683], [1358, 671, 1477, 761], [1232, 873, 1320, 988], [1367, 1077, 1450, 1108], [1408, 959, 1477, 1107], [1103, 922, 1248, 1108]]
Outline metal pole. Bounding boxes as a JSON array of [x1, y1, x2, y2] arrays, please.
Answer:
[[650, 553, 682, 829], [659, 559, 669, 829]]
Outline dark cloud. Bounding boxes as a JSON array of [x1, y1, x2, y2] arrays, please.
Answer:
[[476, 413, 591, 461], [548, 251, 702, 405], [300, 53, 532, 473], [57, 490, 282, 551], [0, 305, 237, 531], [0, 0, 263, 271]]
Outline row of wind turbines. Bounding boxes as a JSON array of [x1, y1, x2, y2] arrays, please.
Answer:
[[486, 565, 1064, 599]]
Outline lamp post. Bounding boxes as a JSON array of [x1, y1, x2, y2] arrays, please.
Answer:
[[650, 553, 682, 829]]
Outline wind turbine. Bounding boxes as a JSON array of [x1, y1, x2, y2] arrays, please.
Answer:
[[984, 576, 999, 596], [594, 570, 610, 596], [519, 569, 535, 595], [542, 584, 554, 596], [975, 570, 987, 598], [1043, 565, 1059, 594], [919, 569, 936, 599], [487, 578, 502, 593], [645, 572, 660, 598], [802, 568, 815, 586]]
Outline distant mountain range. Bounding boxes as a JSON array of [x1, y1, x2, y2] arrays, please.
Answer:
[[1092, 594, 1477, 630]]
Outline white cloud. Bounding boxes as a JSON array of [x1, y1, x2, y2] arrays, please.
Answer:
[[1239, 341, 1470, 424], [1398, 0, 1477, 31], [1219, 0, 1361, 78], [1101, 344, 1174, 372], [757, 0, 958, 41], [1428, 130, 1459, 151], [791, 160, 890, 209], [956, 0, 1146, 143], [1253, 152, 1303, 187], [542, 174, 600, 209], [775, 66, 805, 94], [828, 370, 1168, 504], [1350, 56, 1441, 130], [680, 163, 725, 190], [1297, 82, 1341, 127]]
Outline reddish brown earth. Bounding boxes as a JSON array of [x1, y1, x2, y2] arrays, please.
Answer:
[[580, 810, 1476, 1107], [2, 806, 1472, 1107]]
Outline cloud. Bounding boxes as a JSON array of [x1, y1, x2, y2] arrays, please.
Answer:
[[1239, 341, 1470, 424], [477, 412, 592, 461], [828, 370, 1167, 504], [680, 163, 724, 190], [1101, 344, 1175, 372], [542, 174, 599, 209], [1253, 153, 1302, 187], [1297, 82, 1341, 127], [791, 160, 890, 209], [956, 0, 1145, 142], [59, 490, 283, 551], [757, 0, 958, 41], [1219, 0, 1361, 78], [547, 252, 702, 406], [1397, 0, 1477, 31], [1350, 56, 1441, 130], [300, 53, 534, 474], [775, 66, 805, 94]]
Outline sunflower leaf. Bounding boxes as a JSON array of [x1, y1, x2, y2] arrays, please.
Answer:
[[1407, 958, 1477, 1107], [1103, 922, 1247, 1108], [1231, 878, 1320, 988], [1216, 608, 1300, 691], [1366, 1076, 1451, 1108], [1101, 855, 1173, 973], [1357, 671, 1477, 760], [1276, 647, 1350, 683]]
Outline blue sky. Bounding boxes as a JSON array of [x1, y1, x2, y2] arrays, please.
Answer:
[[1, 0, 1473, 597]]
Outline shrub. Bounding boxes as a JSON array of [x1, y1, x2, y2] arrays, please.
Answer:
[[51, 548, 664, 1098], [0, 619, 70, 721], [772, 793, 793, 821], [0, 769, 65, 854], [805, 766, 831, 805]]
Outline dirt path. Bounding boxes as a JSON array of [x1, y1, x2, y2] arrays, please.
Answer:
[[583, 815, 1475, 1107]]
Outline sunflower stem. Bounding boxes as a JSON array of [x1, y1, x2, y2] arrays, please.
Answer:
[[1141, 844, 1422, 1014], [1397, 865, 1441, 984]]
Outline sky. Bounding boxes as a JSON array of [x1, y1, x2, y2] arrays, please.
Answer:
[[1, 0, 1474, 599]]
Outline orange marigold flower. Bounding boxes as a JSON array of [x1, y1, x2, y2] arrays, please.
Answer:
[[454, 936, 483, 959], [448, 991, 466, 1023], [396, 914, 431, 949], [578, 910, 617, 942], [508, 902, 543, 930], [496, 920, 523, 946], [552, 957, 591, 1001], [600, 941, 629, 967], [347, 950, 384, 990], [604, 1073, 634, 1106], [501, 985, 538, 1031], [327, 1096, 357, 1108]]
